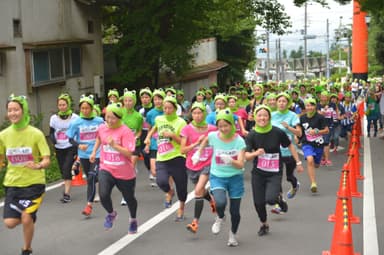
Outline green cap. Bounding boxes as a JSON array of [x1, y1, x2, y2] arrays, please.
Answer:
[[214, 93, 227, 103], [305, 97, 317, 105], [163, 95, 178, 108], [153, 89, 166, 99], [139, 87, 153, 98], [79, 94, 95, 108], [108, 89, 119, 98], [123, 88, 137, 105], [106, 102, 124, 118], [8, 94, 30, 130], [216, 108, 234, 126]]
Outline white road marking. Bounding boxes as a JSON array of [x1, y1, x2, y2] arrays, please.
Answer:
[[98, 190, 195, 255], [363, 118, 379, 255]]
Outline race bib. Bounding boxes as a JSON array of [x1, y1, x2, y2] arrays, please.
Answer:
[[79, 126, 98, 141], [103, 145, 124, 165], [56, 130, 68, 143], [191, 146, 212, 162], [158, 139, 174, 156], [305, 132, 322, 142], [6, 147, 34, 165], [257, 153, 279, 172], [215, 149, 237, 166]]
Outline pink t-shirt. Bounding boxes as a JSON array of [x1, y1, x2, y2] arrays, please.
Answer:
[[180, 123, 217, 171], [97, 124, 136, 180], [234, 108, 247, 136]]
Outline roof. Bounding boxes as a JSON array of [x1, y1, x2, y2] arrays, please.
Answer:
[[23, 38, 94, 49], [181, 60, 228, 81]]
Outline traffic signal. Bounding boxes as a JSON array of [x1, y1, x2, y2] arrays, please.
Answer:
[[259, 48, 268, 53]]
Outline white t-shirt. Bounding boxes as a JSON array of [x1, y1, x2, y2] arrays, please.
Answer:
[[50, 113, 79, 149]]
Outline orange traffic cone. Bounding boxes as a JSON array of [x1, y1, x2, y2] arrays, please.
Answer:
[[71, 158, 87, 186], [323, 197, 360, 255], [328, 165, 360, 224], [347, 151, 363, 198], [350, 139, 364, 180]]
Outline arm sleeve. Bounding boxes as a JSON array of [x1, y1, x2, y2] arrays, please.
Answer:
[[49, 127, 57, 145]]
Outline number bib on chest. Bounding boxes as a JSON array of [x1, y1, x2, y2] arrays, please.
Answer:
[[103, 145, 124, 166], [158, 138, 175, 156], [257, 153, 279, 172], [6, 147, 34, 165]]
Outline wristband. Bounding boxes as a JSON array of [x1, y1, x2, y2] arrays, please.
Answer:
[[296, 161, 302, 166], [314, 128, 319, 134]]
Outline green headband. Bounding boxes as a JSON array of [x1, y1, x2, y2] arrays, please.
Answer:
[[214, 93, 227, 103], [153, 89, 166, 99], [123, 88, 137, 106], [106, 102, 124, 118], [165, 87, 176, 95], [216, 108, 235, 126], [276, 92, 292, 108], [139, 87, 153, 98], [108, 89, 119, 98], [57, 93, 73, 117], [8, 94, 30, 130], [304, 98, 317, 105], [79, 94, 95, 108]]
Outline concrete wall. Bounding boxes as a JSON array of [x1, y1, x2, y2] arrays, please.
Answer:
[[190, 37, 217, 66], [0, 0, 103, 134]]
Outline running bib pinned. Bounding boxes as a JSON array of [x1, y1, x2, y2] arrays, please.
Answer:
[[158, 138, 175, 156], [102, 144, 124, 165], [257, 153, 279, 172], [6, 147, 34, 165]]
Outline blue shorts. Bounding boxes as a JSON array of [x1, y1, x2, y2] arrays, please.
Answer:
[[302, 144, 324, 165], [209, 174, 244, 199]]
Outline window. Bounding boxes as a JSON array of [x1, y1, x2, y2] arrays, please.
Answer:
[[13, 19, 22, 38], [88, 20, 94, 34], [32, 47, 81, 86]]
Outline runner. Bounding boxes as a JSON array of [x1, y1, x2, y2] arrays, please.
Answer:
[[271, 92, 303, 213], [90, 103, 138, 233], [299, 98, 329, 193], [245, 105, 303, 236], [66, 94, 104, 217], [196, 108, 246, 246], [144, 95, 188, 221], [180, 102, 217, 233], [0, 94, 51, 255], [120, 89, 143, 205], [49, 93, 79, 203]]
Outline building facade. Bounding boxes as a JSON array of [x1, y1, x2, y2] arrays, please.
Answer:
[[0, 0, 104, 133]]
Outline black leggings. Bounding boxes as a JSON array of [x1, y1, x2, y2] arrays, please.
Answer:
[[56, 146, 77, 180], [251, 171, 282, 223], [80, 158, 99, 203], [98, 170, 137, 218], [281, 156, 298, 189], [156, 157, 188, 202]]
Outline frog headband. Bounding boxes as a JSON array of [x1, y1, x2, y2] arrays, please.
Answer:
[[304, 98, 317, 105], [139, 87, 153, 98], [214, 93, 227, 103], [163, 95, 178, 108], [8, 94, 30, 130], [216, 108, 235, 126], [79, 94, 95, 108], [196, 90, 205, 97], [191, 102, 207, 114], [58, 93, 72, 107], [153, 88, 166, 99], [93, 104, 101, 116], [165, 87, 176, 95], [276, 92, 292, 108], [254, 105, 272, 120], [108, 89, 119, 99], [106, 102, 124, 119], [123, 88, 137, 105]]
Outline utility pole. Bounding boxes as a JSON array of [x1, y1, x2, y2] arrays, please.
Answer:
[[279, 38, 284, 82], [338, 16, 343, 74], [304, 3, 308, 78], [276, 39, 279, 81], [266, 30, 270, 82], [326, 19, 330, 79]]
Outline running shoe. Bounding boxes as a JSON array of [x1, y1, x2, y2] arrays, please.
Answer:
[[186, 219, 199, 233], [227, 231, 239, 247], [21, 249, 33, 255], [325, 160, 333, 166], [81, 204, 93, 217], [121, 198, 127, 206], [60, 193, 71, 203], [320, 159, 327, 166], [128, 219, 138, 234], [211, 216, 224, 235], [175, 209, 185, 222], [104, 211, 117, 230], [287, 182, 300, 199], [310, 182, 318, 193], [279, 199, 288, 213], [164, 190, 174, 208], [258, 224, 269, 236], [270, 204, 282, 214], [94, 194, 100, 203]]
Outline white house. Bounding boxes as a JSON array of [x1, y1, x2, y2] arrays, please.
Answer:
[[0, 0, 104, 133]]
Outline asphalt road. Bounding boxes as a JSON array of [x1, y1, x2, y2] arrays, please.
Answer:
[[1, 135, 382, 255]]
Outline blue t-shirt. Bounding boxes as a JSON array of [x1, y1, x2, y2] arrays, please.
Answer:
[[146, 108, 164, 150], [66, 116, 103, 158], [208, 131, 246, 178], [272, 111, 300, 157]]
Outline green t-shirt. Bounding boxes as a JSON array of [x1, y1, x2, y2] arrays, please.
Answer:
[[154, 115, 186, 161], [122, 108, 144, 146], [0, 125, 50, 187]]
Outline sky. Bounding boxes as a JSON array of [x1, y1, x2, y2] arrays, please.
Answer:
[[263, 0, 353, 56]]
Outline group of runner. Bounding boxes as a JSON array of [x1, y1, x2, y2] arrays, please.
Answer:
[[2, 77, 381, 254]]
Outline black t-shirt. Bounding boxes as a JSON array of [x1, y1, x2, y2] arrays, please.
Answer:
[[299, 112, 327, 147], [245, 126, 291, 176]]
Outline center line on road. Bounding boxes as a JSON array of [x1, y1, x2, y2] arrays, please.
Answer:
[[98, 190, 196, 255]]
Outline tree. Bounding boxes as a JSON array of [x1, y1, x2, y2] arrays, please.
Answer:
[[289, 46, 304, 59]]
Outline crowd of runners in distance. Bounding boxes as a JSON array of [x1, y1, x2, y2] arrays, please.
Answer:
[[1, 76, 383, 254]]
